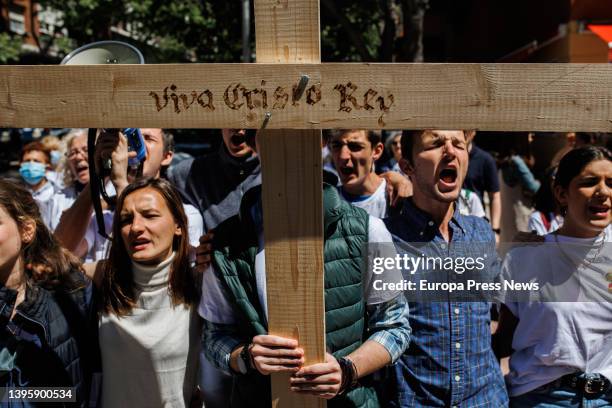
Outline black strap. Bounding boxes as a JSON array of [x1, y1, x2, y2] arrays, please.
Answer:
[[87, 128, 112, 240]]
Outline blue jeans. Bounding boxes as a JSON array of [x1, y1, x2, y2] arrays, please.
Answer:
[[510, 378, 612, 408]]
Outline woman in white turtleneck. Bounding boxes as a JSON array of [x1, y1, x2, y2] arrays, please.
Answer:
[[86, 178, 202, 407]]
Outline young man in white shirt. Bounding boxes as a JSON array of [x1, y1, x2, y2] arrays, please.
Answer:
[[329, 129, 399, 218]]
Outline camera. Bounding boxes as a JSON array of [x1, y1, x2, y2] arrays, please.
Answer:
[[123, 128, 147, 167]]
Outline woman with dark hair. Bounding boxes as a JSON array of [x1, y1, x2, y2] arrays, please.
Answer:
[[0, 178, 97, 407], [85, 177, 202, 407], [495, 146, 612, 406]]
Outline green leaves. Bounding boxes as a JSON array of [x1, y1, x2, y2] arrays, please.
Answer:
[[0, 33, 22, 64], [26, 0, 424, 63]]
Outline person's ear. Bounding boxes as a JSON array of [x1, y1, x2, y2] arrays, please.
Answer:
[[21, 218, 36, 245], [174, 223, 182, 237], [399, 158, 414, 176], [372, 142, 384, 161], [161, 150, 173, 168], [553, 185, 567, 210]]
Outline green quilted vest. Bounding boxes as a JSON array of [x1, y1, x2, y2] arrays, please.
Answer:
[[211, 184, 379, 408]]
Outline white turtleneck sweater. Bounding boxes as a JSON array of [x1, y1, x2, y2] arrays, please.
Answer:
[[99, 253, 201, 408]]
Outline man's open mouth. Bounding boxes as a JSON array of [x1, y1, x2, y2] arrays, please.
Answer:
[[230, 133, 246, 146], [439, 168, 457, 184]]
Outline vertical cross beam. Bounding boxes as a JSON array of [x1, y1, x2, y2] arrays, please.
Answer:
[[254, 1, 326, 407]]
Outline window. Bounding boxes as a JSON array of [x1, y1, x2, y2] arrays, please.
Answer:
[[9, 11, 26, 35]]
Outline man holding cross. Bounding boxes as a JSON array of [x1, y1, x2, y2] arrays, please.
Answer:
[[383, 129, 508, 407], [198, 132, 411, 407]]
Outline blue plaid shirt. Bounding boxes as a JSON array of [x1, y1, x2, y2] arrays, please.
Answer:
[[384, 199, 508, 407]]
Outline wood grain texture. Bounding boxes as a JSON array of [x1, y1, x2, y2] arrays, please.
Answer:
[[254, 0, 320, 63], [259, 129, 325, 408], [255, 1, 325, 407], [2, 63, 612, 131]]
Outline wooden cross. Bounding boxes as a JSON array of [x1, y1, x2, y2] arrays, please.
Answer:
[[2, 0, 612, 407]]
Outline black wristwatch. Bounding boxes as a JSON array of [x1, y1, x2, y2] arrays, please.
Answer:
[[493, 228, 501, 234], [237, 343, 253, 375]]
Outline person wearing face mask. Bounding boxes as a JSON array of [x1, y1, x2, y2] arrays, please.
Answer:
[[495, 146, 612, 407], [54, 129, 203, 263], [40, 134, 64, 189], [18, 142, 58, 229]]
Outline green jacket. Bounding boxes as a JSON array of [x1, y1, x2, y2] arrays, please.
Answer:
[[211, 184, 379, 408]]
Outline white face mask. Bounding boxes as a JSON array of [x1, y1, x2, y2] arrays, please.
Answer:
[[50, 150, 62, 166]]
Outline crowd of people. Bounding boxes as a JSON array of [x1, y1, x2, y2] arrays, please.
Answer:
[[0, 127, 610, 407]]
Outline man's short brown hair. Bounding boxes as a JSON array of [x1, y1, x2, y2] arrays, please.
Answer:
[[326, 129, 382, 147]]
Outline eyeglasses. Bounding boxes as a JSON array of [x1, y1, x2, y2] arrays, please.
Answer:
[[66, 147, 88, 158]]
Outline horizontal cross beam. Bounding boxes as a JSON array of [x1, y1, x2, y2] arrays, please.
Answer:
[[1, 63, 611, 132]]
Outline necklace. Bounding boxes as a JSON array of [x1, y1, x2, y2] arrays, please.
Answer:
[[553, 231, 606, 271]]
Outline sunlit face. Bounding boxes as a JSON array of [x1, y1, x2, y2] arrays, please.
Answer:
[[139, 128, 172, 179], [22, 150, 50, 167], [0, 205, 25, 278], [401, 130, 468, 203], [67, 133, 89, 185], [555, 159, 612, 236], [222, 129, 254, 158], [119, 188, 181, 265], [329, 130, 383, 191]]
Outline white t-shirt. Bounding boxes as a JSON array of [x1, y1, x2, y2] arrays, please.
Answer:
[[527, 211, 563, 236], [183, 203, 205, 248], [199, 216, 402, 324], [46, 170, 64, 190], [44, 185, 79, 232], [83, 210, 114, 263], [457, 189, 486, 218], [30, 180, 58, 230], [338, 179, 389, 219], [503, 225, 612, 397]]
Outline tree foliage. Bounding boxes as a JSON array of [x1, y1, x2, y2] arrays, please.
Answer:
[[33, 0, 426, 63], [0, 33, 22, 64]]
